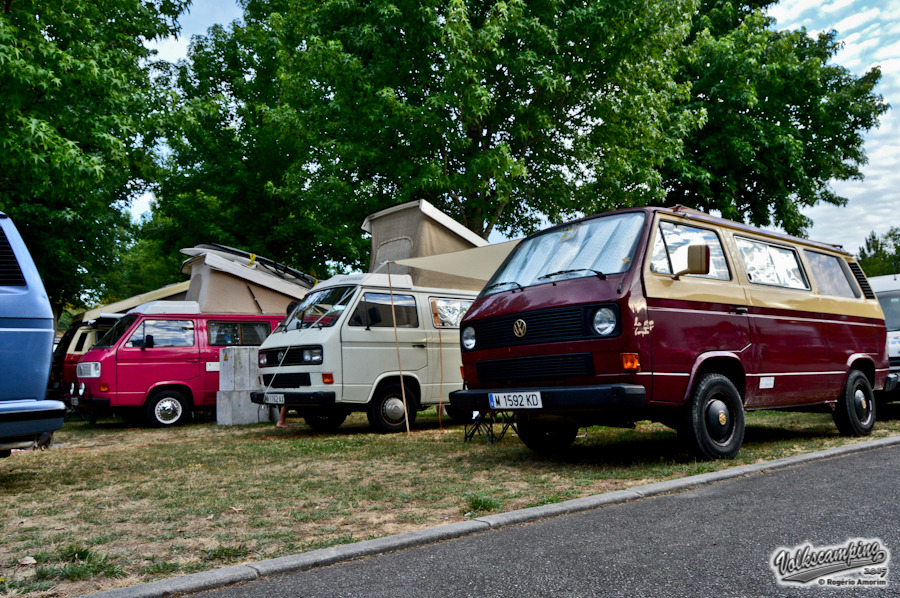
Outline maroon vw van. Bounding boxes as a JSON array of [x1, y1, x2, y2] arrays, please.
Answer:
[[450, 206, 897, 459]]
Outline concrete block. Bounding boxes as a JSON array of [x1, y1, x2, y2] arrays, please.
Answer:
[[216, 346, 275, 425]]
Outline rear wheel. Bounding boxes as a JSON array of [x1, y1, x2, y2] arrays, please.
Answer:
[[304, 408, 347, 432], [367, 384, 417, 433], [144, 390, 189, 428], [833, 370, 875, 436], [680, 373, 744, 460], [516, 418, 578, 455]]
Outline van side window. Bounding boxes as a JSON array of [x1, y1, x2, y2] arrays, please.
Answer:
[[127, 320, 195, 348], [650, 221, 730, 280], [73, 331, 88, 352], [430, 298, 473, 328], [348, 293, 419, 328], [735, 237, 809, 290], [803, 251, 860, 298], [209, 321, 272, 346]]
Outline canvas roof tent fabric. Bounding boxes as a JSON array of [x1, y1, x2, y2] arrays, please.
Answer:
[[77, 281, 191, 323], [179, 251, 312, 314], [362, 200, 490, 291], [393, 239, 519, 283]]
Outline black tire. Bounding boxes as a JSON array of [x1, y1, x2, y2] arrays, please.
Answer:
[[516, 417, 578, 455], [833, 370, 876, 436], [304, 408, 348, 432], [443, 404, 476, 425], [144, 390, 189, 428], [680, 373, 744, 460], [367, 383, 417, 433]]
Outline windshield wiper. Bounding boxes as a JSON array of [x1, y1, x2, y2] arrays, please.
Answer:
[[538, 268, 607, 281], [484, 280, 524, 293]]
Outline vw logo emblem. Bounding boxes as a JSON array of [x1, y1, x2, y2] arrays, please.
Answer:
[[513, 319, 527, 338], [277, 351, 285, 362]]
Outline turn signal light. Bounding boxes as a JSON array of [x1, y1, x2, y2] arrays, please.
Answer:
[[99, 383, 109, 392], [621, 353, 641, 372], [322, 373, 334, 384]]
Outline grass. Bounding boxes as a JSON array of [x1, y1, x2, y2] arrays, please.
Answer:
[[2, 403, 899, 597]]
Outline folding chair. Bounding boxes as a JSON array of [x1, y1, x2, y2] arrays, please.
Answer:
[[464, 411, 518, 445]]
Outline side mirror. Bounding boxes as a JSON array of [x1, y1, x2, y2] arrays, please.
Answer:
[[673, 245, 710, 280], [286, 300, 300, 316], [143, 334, 155, 349]]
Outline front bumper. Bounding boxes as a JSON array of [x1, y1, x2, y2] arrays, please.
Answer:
[[450, 383, 646, 413], [250, 391, 336, 407]]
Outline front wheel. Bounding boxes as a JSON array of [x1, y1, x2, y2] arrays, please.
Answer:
[[144, 390, 189, 428], [833, 370, 875, 436], [367, 384, 417, 433], [516, 418, 578, 455], [304, 408, 347, 432], [680, 373, 744, 460]]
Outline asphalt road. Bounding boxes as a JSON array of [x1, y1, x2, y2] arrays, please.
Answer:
[[187, 444, 900, 598]]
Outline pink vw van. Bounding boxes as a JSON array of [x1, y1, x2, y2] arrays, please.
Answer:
[[73, 301, 283, 427]]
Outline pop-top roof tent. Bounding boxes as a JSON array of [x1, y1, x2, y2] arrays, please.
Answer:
[[178, 244, 315, 314], [73, 280, 191, 325], [362, 199, 494, 291]]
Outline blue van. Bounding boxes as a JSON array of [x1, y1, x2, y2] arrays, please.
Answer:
[[0, 211, 65, 457]]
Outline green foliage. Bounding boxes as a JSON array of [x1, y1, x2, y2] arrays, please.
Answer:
[[858, 229, 900, 277], [271, 0, 699, 240], [661, 0, 889, 236], [0, 0, 189, 317]]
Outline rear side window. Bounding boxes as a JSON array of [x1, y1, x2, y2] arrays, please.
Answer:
[[735, 237, 809, 290], [208, 321, 272, 346], [804, 251, 860, 298], [0, 228, 26, 286], [348, 293, 419, 328], [430, 298, 473, 328], [127, 320, 195, 348], [650, 221, 731, 280]]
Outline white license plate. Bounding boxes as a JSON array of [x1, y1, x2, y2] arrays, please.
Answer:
[[488, 391, 542, 409], [70, 397, 79, 406], [265, 393, 285, 405]]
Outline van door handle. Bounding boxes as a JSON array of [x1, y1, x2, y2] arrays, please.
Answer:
[[412, 344, 427, 348], [730, 307, 749, 315]]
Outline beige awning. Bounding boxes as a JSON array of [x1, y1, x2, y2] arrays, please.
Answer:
[[393, 239, 520, 282]]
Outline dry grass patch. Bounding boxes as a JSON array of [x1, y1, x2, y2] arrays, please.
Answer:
[[2, 404, 899, 597]]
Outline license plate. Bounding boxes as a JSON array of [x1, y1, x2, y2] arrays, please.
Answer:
[[488, 391, 542, 409], [265, 393, 285, 405], [70, 397, 79, 406]]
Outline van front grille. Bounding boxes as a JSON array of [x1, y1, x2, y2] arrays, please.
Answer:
[[470, 306, 592, 350], [262, 373, 311, 388], [260, 347, 313, 367], [0, 229, 26, 286], [477, 354, 593, 382]]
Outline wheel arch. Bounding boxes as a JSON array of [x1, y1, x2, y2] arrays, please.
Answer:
[[846, 355, 875, 387], [367, 374, 422, 408], [684, 353, 747, 405], [146, 384, 194, 408]]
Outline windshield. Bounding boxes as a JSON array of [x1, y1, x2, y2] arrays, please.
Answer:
[[877, 290, 900, 332], [277, 286, 356, 332], [94, 314, 139, 348], [483, 212, 645, 296]]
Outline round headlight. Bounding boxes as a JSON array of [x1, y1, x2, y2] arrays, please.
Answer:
[[593, 307, 617, 336], [461, 326, 476, 350]]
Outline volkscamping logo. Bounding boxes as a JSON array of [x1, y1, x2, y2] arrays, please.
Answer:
[[770, 538, 890, 587]]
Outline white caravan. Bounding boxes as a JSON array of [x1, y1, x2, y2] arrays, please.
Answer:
[[251, 273, 476, 432]]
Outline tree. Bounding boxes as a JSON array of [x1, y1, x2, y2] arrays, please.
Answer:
[[143, 1, 360, 278], [0, 0, 188, 318], [268, 0, 700, 241], [858, 229, 900, 278], [660, 0, 889, 236]]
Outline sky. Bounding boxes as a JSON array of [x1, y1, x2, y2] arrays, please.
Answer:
[[146, 0, 900, 256]]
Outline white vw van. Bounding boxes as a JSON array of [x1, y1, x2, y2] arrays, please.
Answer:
[[251, 273, 476, 432]]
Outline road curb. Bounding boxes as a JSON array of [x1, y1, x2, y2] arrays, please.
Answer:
[[79, 435, 900, 597]]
